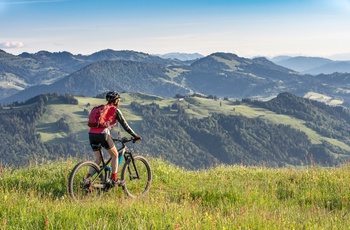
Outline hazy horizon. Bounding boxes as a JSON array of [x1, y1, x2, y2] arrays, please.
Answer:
[[2, 48, 350, 62], [1, 0, 350, 60]]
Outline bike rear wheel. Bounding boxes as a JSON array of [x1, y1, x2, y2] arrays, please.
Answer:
[[121, 155, 152, 198], [68, 161, 104, 200]]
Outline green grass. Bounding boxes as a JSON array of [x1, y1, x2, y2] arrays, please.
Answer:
[[35, 94, 350, 152], [1, 159, 350, 229]]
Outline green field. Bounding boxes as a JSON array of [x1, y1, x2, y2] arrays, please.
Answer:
[[1, 159, 350, 229], [35, 93, 350, 152]]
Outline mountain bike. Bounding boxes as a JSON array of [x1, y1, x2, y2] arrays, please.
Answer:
[[68, 137, 152, 200]]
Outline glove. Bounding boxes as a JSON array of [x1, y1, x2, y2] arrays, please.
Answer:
[[133, 135, 142, 143]]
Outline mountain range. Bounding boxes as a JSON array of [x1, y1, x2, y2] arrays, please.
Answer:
[[271, 56, 350, 75], [1, 49, 350, 108]]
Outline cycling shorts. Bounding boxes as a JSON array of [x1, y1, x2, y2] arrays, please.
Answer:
[[89, 133, 115, 151]]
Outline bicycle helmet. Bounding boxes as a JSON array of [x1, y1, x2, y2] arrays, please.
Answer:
[[105, 91, 121, 103]]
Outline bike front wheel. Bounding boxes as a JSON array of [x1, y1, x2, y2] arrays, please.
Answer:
[[121, 155, 152, 198], [68, 161, 103, 201]]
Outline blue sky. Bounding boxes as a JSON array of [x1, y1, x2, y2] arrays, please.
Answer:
[[1, 0, 350, 59]]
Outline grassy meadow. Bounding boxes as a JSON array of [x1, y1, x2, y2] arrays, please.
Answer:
[[34, 94, 350, 152], [1, 158, 350, 229]]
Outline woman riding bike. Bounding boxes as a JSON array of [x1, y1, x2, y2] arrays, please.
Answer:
[[87, 91, 141, 186]]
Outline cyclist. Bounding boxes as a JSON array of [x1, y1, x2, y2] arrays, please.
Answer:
[[87, 91, 142, 186]]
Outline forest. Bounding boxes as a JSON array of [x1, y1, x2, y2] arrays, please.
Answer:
[[0, 93, 82, 166]]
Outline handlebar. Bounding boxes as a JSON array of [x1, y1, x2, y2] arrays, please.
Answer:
[[112, 136, 141, 146]]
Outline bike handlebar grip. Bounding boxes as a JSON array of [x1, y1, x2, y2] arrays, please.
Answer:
[[132, 136, 142, 143]]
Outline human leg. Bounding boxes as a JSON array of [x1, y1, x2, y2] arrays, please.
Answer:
[[87, 150, 102, 176], [106, 146, 119, 180], [88, 133, 104, 176], [106, 146, 124, 186]]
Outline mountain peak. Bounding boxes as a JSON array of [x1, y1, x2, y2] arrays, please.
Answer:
[[210, 52, 240, 60], [157, 52, 204, 61]]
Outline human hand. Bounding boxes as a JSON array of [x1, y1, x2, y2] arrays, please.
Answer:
[[133, 135, 142, 143]]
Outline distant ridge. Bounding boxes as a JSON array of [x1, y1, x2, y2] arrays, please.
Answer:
[[272, 56, 350, 75], [156, 52, 204, 61]]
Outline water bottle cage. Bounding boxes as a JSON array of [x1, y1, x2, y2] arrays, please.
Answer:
[[104, 166, 112, 171]]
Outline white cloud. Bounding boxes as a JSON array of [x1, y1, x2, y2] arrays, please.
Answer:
[[0, 41, 24, 49]]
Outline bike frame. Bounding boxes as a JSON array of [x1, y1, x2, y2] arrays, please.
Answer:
[[90, 138, 141, 187]]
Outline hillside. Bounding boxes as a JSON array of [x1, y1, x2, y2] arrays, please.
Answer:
[[2, 50, 350, 110], [1, 92, 350, 168], [1, 60, 191, 101], [1, 159, 350, 229], [181, 53, 300, 98], [0, 49, 187, 101]]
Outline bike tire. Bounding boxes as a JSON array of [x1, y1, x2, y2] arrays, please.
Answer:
[[121, 155, 152, 198], [68, 161, 103, 201]]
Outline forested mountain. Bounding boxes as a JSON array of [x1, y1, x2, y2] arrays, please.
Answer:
[[2, 50, 350, 109], [0, 50, 85, 87], [1, 92, 349, 169], [0, 60, 191, 101], [86, 49, 186, 65], [0, 49, 188, 101], [180, 53, 299, 98]]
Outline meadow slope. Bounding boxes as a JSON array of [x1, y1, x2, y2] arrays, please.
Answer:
[[1, 158, 350, 229]]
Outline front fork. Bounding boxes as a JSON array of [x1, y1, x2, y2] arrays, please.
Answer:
[[126, 153, 140, 180]]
